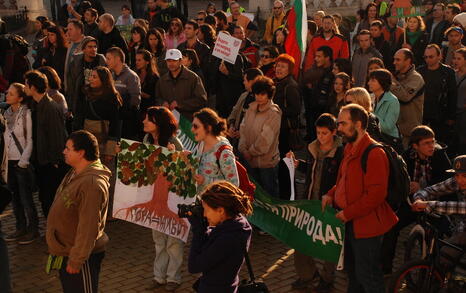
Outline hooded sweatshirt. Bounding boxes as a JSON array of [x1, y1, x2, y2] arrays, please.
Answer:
[[46, 160, 111, 270], [188, 215, 252, 293]]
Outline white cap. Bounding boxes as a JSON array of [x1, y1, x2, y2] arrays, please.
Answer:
[[165, 49, 183, 60]]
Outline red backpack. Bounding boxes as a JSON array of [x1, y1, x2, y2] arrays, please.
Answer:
[[215, 145, 256, 200]]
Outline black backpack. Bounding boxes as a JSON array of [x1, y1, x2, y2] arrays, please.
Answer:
[[361, 143, 410, 211]]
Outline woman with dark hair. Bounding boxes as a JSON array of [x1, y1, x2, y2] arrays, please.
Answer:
[[329, 72, 351, 116], [3, 83, 38, 244], [32, 16, 49, 61], [259, 46, 279, 79], [145, 28, 168, 75], [367, 69, 400, 139], [332, 58, 352, 77], [165, 18, 186, 50], [399, 16, 429, 66], [141, 106, 185, 292], [365, 57, 385, 89], [197, 24, 216, 48], [188, 181, 252, 293], [181, 49, 205, 85], [135, 49, 158, 115], [359, 2, 378, 32], [239, 76, 281, 197], [37, 66, 68, 115], [191, 108, 239, 191], [83, 66, 122, 161], [36, 25, 68, 81], [128, 25, 147, 69], [272, 27, 288, 54]]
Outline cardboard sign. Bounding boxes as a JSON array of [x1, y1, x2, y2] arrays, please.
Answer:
[[212, 32, 242, 64]]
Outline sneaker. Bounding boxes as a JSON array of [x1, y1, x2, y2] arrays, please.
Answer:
[[146, 280, 165, 290], [4, 229, 27, 242], [165, 282, 180, 292], [291, 278, 312, 290], [17, 231, 39, 245]]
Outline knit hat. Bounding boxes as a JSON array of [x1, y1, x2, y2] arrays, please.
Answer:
[[453, 13, 466, 29]]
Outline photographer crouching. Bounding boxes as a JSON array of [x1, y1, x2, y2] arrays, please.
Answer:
[[179, 181, 253, 293]]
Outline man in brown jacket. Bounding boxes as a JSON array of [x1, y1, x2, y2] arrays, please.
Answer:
[[155, 49, 207, 121], [392, 48, 425, 148], [46, 130, 111, 293]]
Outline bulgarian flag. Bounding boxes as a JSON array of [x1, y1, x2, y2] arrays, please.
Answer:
[[284, 0, 307, 78]]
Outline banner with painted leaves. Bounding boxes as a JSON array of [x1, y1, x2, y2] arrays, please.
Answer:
[[174, 110, 345, 262]]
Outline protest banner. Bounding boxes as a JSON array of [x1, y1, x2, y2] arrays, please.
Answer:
[[212, 31, 242, 64], [176, 113, 345, 262], [390, 0, 424, 17], [113, 139, 198, 242]]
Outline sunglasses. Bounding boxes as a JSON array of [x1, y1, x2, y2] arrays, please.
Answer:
[[260, 54, 271, 58]]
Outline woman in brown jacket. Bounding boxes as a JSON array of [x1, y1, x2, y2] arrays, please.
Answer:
[[238, 76, 281, 197]]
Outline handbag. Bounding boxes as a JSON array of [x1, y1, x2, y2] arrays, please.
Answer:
[[238, 249, 269, 293]]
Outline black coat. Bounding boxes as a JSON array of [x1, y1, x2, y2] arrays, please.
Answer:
[[273, 75, 301, 129], [403, 145, 451, 187], [398, 32, 429, 66], [95, 27, 129, 60], [425, 19, 449, 46], [188, 215, 252, 293]]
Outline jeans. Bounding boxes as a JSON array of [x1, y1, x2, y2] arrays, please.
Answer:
[[248, 165, 279, 198], [8, 161, 38, 232], [0, 228, 11, 293], [152, 230, 184, 284], [59, 252, 105, 293], [35, 162, 68, 217], [345, 222, 385, 293]]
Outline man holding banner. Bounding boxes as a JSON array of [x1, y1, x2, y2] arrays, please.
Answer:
[[322, 104, 398, 293]]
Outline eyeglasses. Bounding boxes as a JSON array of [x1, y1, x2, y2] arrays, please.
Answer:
[[260, 54, 271, 58], [192, 124, 200, 130]]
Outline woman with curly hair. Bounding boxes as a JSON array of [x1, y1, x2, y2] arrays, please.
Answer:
[[197, 24, 216, 48]]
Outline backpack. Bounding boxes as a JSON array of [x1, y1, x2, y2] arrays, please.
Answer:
[[361, 143, 410, 211], [215, 144, 256, 200], [7, 34, 29, 56]]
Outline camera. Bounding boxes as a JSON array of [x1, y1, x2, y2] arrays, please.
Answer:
[[177, 201, 204, 218]]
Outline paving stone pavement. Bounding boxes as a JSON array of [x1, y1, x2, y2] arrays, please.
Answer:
[[3, 189, 413, 293]]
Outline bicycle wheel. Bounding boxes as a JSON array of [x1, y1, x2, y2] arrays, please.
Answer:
[[388, 259, 444, 293], [404, 230, 425, 263]]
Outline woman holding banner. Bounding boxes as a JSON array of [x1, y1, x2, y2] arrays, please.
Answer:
[[191, 108, 239, 191], [141, 106, 185, 292]]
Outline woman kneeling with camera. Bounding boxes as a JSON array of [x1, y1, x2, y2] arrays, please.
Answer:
[[188, 181, 253, 293]]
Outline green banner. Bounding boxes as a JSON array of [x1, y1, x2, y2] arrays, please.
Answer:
[[174, 111, 344, 262]]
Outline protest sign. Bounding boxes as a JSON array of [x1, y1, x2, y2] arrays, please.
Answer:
[[113, 139, 198, 242], [390, 0, 424, 17], [212, 32, 242, 64], [176, 114, 345, 262]]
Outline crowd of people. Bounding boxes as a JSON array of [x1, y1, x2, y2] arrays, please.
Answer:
[[0, 0, 466, 292]]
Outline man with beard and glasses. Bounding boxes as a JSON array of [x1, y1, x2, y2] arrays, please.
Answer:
[[322, 104, 398, 293]]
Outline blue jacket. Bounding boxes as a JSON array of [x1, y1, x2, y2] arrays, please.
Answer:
[[189, 215, 252, 293], [373, 91, 400, 138]]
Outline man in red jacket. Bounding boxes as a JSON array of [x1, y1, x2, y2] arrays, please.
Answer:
[[303, 15, 349, 71], [322, 104, 398, 293]]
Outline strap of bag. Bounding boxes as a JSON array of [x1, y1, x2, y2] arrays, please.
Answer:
[[457, 75, 466, 88], [11, 108, 27, 155], [243, 247, 256, 282], [361, 143, 382, 173], [11, 131, 23, 154], [214, 144, 232, 178]]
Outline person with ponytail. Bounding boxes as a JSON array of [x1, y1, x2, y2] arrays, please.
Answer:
[[188, 180, 253, 293], [192, 108, 239, 191]]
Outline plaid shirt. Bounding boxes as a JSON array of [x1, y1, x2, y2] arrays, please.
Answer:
[[411, 150, 432, 188], [413, 177, 466, 232]]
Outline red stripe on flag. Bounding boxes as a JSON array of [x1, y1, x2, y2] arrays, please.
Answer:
[[284, 8, 302, 79]]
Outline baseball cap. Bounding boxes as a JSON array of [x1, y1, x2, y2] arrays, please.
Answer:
[[165, 49, 182, 60], [447, 155, 466, 173]]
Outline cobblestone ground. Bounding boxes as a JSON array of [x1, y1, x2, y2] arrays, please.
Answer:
[[3, 192, 411, 293]]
